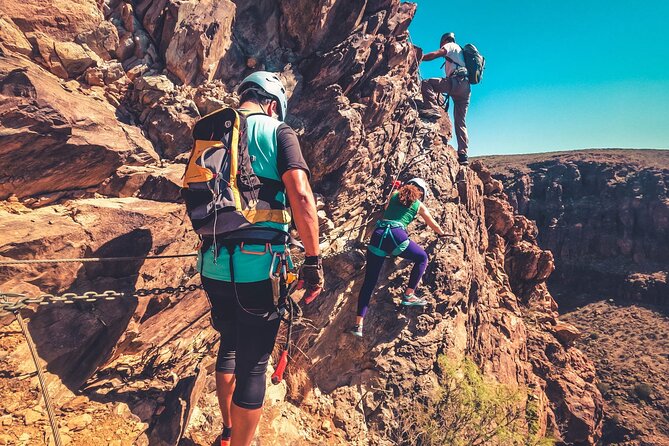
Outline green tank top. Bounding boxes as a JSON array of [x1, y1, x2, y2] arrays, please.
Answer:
[[382, 192, 420, 228], [198, 112, 288, 283]]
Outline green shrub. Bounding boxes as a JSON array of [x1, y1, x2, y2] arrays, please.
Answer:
[[633, 383, 653, 402], [389, 356, 555, 446]]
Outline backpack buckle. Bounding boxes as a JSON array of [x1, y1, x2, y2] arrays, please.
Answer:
[[239, 242, 272, 256]]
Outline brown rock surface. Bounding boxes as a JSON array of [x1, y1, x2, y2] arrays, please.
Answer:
[[163, 0, 236, 85], [0, 58, 158, 200], [481, 149, 669, 309], [483, 149, 669, 444], [563, 301, 669, 446], [0, 1, 603, 445]]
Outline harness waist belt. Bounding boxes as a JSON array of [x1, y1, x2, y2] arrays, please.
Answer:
[[201, 227, 290, 253]]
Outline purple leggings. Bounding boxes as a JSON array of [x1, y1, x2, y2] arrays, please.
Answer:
[[356, 226, 428, 317]]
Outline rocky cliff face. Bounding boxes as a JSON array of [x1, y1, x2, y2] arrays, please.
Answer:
[[482, 149, 669, 445], [481, 150, 669, 310], [1, 1, 601, 445]]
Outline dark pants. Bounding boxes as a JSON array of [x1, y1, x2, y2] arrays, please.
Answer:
[[201, 276, 281, 410], [356, 227, 429, 317], [421, 76, 471, 154]]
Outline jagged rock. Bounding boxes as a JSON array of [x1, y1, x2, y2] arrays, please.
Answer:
[[0, 16, 33, 56], [84, 61, 127, 87], [552, 321, 581, 346], [67, 413, 93, 431], [76, 21, 120, 61], [280, 0, 368, 56], [128, 74, 199, 158], [26, 31, 69, 78], [115, 31, 136, 62], [0, 198, 200, 392], [193, 81, 236, 116], [0, 58, 158, 200], [19, 408, 41, 425], [99, 164, 183, 202], [164, 0, 236, 85], [133, 74, 175, 106], [484, 196, 516, 236], [290, 85, 363, 181], [138, 101, 199, 159], [475, 161, 602, 442], [0, 0, 103, 43], [53, 41, 97, 78]]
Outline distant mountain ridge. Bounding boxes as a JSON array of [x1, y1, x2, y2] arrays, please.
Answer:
[[480, 148, 669, 309]]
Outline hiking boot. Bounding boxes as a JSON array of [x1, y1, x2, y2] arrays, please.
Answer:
[[457, 152, 469, 166], [401, 294, 427, 306], [419, 107, 442, 120], [349, 324, 363, 337], [220, 426, 232, 446]]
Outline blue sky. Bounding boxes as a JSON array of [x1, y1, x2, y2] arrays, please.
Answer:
[[406, 0, 669, 155]]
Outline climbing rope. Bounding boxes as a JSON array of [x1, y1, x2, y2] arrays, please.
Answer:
[[0, 253, 198, 266]]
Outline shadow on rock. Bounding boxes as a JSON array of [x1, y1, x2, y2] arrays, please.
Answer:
[[28, 228, 153, 390]]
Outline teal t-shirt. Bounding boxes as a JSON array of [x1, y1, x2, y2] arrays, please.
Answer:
[[197, 112, 302, 283]]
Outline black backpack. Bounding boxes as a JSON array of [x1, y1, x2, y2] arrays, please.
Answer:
[[181, 108, 273, 237]]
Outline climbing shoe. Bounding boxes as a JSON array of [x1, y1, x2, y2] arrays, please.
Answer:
[[401, 294, 428, 306], [457, 152, 469, 166], [220, 426, 232, 446], [349, 324, 363, 338]]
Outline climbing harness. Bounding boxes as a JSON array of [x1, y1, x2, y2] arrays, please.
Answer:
[[367, 220, 410, 258], [200, 226, 304, 384]]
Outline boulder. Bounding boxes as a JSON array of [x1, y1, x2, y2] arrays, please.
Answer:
[[53, 41, 97, 77], [99, 164, 184, 202], [26, 31, 69, 78], [552, 321, 581, 347], [0, 16, 33, 56], [76, 20, 120, 61]]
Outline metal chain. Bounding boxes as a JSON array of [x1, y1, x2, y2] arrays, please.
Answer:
[[0, 284, 202, 314]]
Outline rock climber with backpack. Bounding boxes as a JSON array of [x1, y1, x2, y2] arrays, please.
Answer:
[[182, 71, 323, 446], [350, 178, 447, 337], [419, 32, 485, 167]]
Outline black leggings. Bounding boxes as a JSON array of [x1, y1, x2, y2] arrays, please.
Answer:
[[201, 276, 281, 410]]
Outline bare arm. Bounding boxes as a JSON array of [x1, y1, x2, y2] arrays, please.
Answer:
[[418, 203, 446, 235], [282, 169, 320, 256], [422, 47, 447, 62]]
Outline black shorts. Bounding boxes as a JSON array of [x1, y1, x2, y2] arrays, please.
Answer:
[[201, 276, 281, 410]]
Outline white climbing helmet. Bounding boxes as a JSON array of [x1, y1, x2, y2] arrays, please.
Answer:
[[406, 178, 429, 198], [237, 71, 288, 121]]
